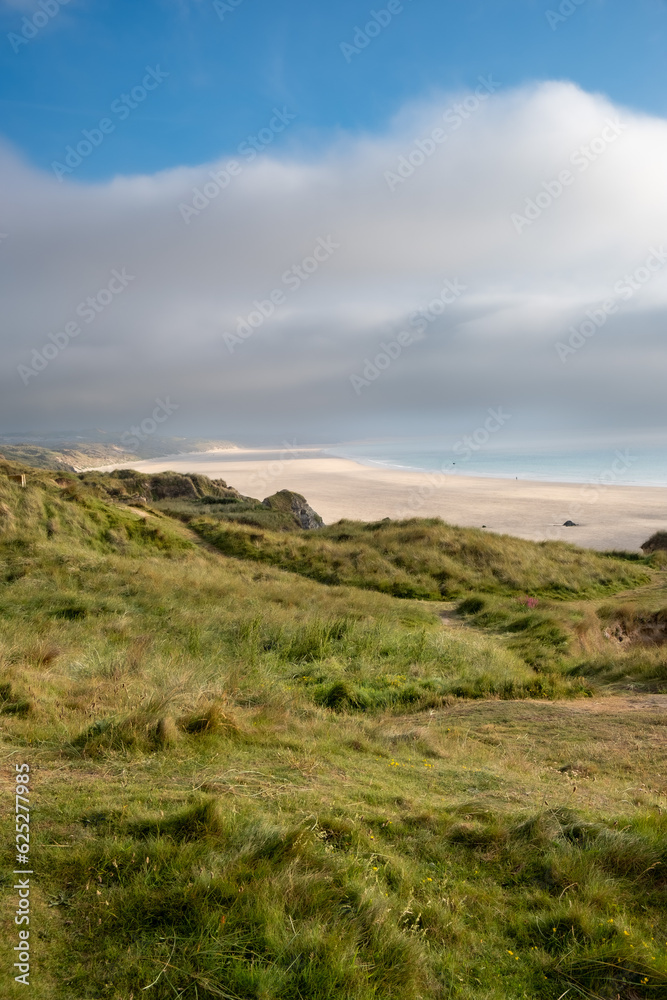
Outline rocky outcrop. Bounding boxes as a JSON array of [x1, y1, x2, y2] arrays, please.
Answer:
[[75, 469, 323, 530], [110, 470, 246, 503], [641, 531, 667, 554], [262, 490, 324, 530]]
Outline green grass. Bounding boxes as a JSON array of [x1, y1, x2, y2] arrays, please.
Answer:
[[1, 465, 667, 998], [3, 703, 667, 999], [72, 468, 323, 532], [31, 799, 667, 998], [190, 516, 653, 600], [154, 496, 314, 533]]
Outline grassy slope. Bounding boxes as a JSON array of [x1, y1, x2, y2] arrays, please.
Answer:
[[77, 469, 319, 532], [0, 469, 666, 999], [191, 516, 652, 599]]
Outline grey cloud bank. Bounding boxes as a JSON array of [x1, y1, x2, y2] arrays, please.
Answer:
[[1, 81, 667, 444]]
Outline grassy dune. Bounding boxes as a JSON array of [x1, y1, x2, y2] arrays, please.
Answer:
[[191, 516, 652, 599], [1, 466, 666, 999]]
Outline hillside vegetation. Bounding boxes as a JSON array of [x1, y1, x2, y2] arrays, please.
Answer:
[[77, 468, 324, 532], [190, 516, 651, 599], [1, 461, 666, 999]]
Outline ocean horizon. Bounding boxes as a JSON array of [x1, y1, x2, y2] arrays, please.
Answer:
[[325, 440, 667, 488]]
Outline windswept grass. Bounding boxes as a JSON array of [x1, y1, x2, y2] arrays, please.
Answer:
[[191, 516, 653, 600], [0, 468, 192, 561], [3, 701, 667, 1000], [1, 467, 667, 998], [31, 795, 667, 1000]]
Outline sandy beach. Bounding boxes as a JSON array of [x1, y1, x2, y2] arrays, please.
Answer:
[[94, 449, 667, 552]]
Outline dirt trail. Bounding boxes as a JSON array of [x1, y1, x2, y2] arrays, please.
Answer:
[[124, 506, 150, 518], [543, 693, 667, 714], [438, 608, 463, 627]]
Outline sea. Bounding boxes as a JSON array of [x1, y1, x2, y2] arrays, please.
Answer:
[[324, 439, 667, 488]]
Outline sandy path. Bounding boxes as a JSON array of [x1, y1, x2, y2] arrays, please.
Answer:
[[540, 694, 667, 714]]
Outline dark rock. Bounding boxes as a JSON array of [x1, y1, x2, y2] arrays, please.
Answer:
[[262, 490, 324, 530], [641, 531, 667, 553], [563, 520, 577, 527]]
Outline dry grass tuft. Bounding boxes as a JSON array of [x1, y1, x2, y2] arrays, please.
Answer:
[[179, 700, 243, 736], [155, 714, 180, 746]]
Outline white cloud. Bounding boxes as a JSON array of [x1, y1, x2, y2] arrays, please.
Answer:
[[1, 80, 667, 442]]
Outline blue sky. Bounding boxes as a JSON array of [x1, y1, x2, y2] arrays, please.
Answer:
[[1, 0, 667, 181], [2, 0, 667, 447]]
